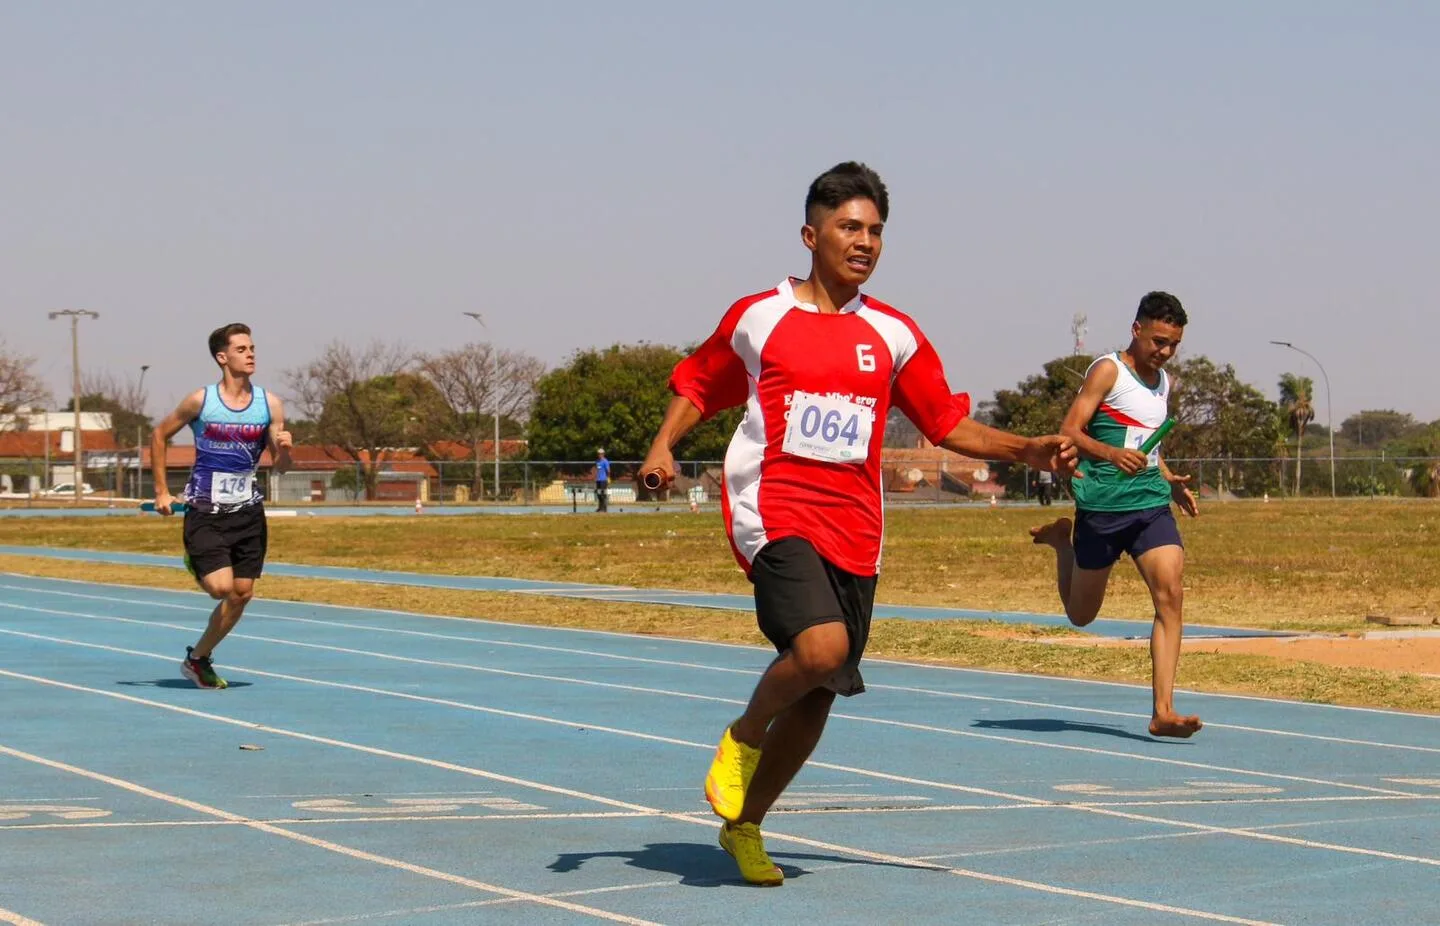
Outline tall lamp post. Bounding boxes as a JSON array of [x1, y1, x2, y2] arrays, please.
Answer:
[[48, 309, 100, 502], [135, 364, 150, 499], [1270, 340, 1335, 498], [462, 312, 501, 501]]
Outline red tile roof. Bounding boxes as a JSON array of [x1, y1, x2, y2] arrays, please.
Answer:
[[427, 439, 528, 462], [0, 430, 120, 458]]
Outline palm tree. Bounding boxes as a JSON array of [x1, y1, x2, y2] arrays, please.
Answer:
[[1278, 373, 1315, 495]]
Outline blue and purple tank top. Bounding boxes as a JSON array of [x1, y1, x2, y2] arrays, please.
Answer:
[[184, 384, 270, 514]]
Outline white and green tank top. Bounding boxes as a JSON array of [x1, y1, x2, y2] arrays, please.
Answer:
[[1072, 353, 1172, 513]]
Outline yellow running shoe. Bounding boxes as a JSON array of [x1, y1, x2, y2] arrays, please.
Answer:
[[704, 726, 761, 822], [719, 823, 783, 886]]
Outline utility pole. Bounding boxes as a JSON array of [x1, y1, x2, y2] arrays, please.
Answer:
[[48, 309, 100, 502], [1270, 340, 1336, 498], [136, 364, 150, 499], [462, 312, 501, 501]]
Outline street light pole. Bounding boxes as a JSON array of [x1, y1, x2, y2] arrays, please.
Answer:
[[462, 312, 501, 501], [136, 364, 150, 499], [1270, 340, 1335, 498], [49, 309, 100, 502]]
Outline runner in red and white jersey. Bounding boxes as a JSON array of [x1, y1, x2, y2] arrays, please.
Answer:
[[669, 276, 965, 577], [639, 162, 1079, 886]]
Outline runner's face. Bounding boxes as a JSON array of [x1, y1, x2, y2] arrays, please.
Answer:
[[217, 335, 256, 376], [806, 198, 883, 288], [1131, 319, 1183, 369]]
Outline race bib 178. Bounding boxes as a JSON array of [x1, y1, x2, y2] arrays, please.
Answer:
[[211, 471, 255, 506], [782, 391, 874, 464]]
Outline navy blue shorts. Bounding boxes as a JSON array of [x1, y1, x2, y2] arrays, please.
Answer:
[[1073, 505, 1182, 571]]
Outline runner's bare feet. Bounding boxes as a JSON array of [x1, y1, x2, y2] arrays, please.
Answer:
[[1149, 713, 1204, 738], [1029, 517, 1073, 547]]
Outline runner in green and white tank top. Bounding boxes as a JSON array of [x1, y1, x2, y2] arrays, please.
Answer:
[[1072, 352, 1172, 513], [1028, 291, 1204, 740]]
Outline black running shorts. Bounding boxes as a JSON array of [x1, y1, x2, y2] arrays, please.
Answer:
[[750, 536, 877, 697], [183, 503, 268, 582]]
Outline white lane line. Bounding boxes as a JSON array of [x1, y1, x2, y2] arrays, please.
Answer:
[[7, 573, 1437, 722], [0, 743, 660, 926], [6, 580, 1435, 754], [0, 666, 1287, 924], [271, 880, 681, 926], [3, 634, 1437, 874], [9, 793, 1434, 833], [0, 604, 1424, 800]]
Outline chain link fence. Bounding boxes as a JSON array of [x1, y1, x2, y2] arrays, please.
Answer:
[[4, 451, 1437, 505]]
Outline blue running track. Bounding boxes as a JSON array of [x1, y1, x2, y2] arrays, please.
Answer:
[[1, 570, 1436, 925]]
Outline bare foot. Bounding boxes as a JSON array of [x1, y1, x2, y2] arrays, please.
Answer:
[[1029, 517, 1073, 547], [1149, 714, 1204, 738]]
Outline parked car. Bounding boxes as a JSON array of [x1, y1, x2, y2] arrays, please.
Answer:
[[43, 481, 95, 496]]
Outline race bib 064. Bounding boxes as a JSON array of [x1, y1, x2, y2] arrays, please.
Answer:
[[782, 391, 873, 464]]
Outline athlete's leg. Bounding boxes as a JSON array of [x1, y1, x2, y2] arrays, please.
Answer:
[[1133, 543, 1202, 737], [1030, 517, 1114, 626], [730, 622, 848, 746], [192, 569, 255, 658], [737, 686, 835, 825]]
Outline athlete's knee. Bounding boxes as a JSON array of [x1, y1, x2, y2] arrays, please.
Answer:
[[229, 583, 256, 606], [789, 625, 850, 680], [203, 578, 234, 601], [1065, 602, 1101, 628], [1151, 581, 1183, 620]]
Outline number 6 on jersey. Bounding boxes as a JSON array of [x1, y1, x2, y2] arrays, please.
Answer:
[[856, 344, 876, 372]]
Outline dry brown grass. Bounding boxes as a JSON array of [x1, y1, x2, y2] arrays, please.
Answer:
[[3, 500, 1437, 631], [3, 550, 1436, 713]]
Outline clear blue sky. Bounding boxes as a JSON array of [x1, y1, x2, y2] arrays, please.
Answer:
[[4, 2, 1436, 427]]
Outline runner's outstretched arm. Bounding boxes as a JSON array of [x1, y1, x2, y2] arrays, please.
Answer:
[[938, 419, 1080, 478]]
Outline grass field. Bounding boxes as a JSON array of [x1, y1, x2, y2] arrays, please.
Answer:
[[1, 499, 1437, 712], [4, 500, 1438, 630]]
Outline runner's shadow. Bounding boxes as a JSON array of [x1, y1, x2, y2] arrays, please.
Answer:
[[549, 841, 930, 887], [972, 718, 1168, 744], [117, 679, 255, 690]]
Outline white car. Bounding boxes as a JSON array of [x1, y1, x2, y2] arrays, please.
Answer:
[[43, 481, 95, 496]]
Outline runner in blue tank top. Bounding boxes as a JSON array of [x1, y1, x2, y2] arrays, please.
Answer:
[[151, 323, 293, 688]]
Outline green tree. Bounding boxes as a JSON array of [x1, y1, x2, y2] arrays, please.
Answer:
[[1166, 357, 1283, 495], [328, 465, 364, 501], [979, 355, 1092, 497], [1277, 373, 1315, 495], [528, 343, 742, 464], [287, 418, 322, 444], [287, 342, 453, 499], [0, 340, 51, 417], [63, 391, 150, 448], [1396, 421, 1440, 497], [882, 406, 923, 448], [981, 355, 1094, 436], [1339, 409, 1418, 450], [421, 342, 544, 499]]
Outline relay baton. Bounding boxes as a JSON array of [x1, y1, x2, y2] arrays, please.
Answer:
[[641, 470, 666, 491], [140, 500, 189, 514], [1138, 418, 1175, 455]]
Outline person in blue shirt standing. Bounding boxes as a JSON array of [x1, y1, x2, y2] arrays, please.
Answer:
[[151, 323, 292, 688], [595, 448, 611, 512]]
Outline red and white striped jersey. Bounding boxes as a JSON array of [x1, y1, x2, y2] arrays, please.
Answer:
[[670, 278, 968, 577]]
